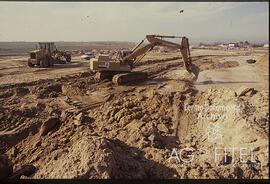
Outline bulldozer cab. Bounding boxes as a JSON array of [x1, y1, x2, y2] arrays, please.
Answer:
[[37, 42, 55, 54]]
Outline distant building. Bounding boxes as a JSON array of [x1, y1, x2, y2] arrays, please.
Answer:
[[263, 44, 269, 48], [228, 43, 237, 48], [218, 44, 228, 48], [238, 42, 244, 48]]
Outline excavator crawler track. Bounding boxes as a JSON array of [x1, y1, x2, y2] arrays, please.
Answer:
[[95, 71, 114, 81], [112, 72, 147, 85]]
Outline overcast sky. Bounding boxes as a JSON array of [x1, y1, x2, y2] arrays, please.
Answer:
[[0, 2, 268, 43]]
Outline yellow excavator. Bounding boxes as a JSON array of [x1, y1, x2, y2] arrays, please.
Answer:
[[89, 35, 199, 85]]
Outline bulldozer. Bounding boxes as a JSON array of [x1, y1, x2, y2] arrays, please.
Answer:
[[28, 42, 71, 68], [90, 35, 199, 85]]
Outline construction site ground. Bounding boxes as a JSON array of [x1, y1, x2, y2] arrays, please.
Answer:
[[0, 48, 268, 179]]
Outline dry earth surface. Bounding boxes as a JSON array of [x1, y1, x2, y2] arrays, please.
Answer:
[[0, 48, 268, 179]]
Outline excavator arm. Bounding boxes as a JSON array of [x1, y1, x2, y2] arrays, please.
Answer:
[[122, 35, 194, 73]]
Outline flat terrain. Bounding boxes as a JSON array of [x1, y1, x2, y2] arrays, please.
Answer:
[[0, 41, 135, 56], [0, 47, 269, 179]]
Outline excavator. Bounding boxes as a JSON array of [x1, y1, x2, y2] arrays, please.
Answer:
[[89, 35, 199, 85]]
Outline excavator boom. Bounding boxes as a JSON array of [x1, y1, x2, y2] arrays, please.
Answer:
[[122, 35, 193, 72]]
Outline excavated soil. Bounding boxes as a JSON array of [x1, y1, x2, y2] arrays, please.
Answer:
[[0, 49, 269, 179]]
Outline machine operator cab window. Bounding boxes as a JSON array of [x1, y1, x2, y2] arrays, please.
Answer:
[[38, 43, 55, 53], [47, 43, 54, 53], [119, 50, 131, 59], [39, 43, 46, 50]]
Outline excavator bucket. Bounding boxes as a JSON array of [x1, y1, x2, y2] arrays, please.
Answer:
[[180, 37, 200, 81]]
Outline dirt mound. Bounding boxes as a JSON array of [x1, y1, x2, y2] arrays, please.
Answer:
[[0, 51, 268, 179], [15, 87, 30, 96], [1, 76, 268, 179], [193, 57, 239, 71], [33, 136, 117, 178], [40, 117, 61, 136], [176, 87, 269, 178], [32, 134, 177, 179], [0, 89, 14, 99], [33, 84, 63, 99], [255, 55, 269, 72]]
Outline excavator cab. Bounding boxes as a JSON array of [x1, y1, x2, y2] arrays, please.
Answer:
[[119, 50, 132, 59]]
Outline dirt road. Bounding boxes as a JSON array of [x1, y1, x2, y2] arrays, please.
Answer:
[[194, 55, 269, 91], [0, 56, 90, 85]]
